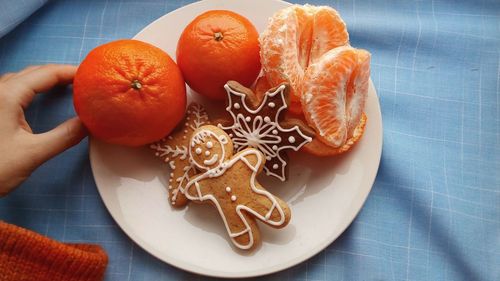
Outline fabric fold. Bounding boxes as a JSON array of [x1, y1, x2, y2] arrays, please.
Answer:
[[0, 221, 108, 281]]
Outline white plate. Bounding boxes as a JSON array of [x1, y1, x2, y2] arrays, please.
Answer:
[[90, 0, 383, 278]]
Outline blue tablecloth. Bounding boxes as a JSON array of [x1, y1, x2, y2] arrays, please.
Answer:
[[0, 0, 498, 280]]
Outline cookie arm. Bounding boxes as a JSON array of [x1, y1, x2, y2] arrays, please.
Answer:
[[237, 149, 265, 173], [184, 176, 204, 201]]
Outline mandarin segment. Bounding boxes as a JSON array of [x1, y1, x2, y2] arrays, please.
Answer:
[[302, 46, 357, 147], [302, 114, 367, 156], [346, 50, 371, 136], [260, 4, 350, 114], [301, 46, 370, 151], [308, 7, 349, 65]]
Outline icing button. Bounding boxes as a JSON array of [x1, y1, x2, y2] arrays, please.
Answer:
[[195, 148, 202, 155], [234, 103, 240, 109], [226, 187, 231, 193], [273, 164, 279, 169], [205, 150, 210, 156], [231, 195, 237, 202], [268, 102, 275, 108]]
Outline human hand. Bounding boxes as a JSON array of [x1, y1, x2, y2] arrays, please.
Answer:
[[0, 64, 87, 196]]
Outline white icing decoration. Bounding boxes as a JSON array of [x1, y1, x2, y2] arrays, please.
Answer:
[[150, 103, 210, 205], [152, 144, 188, 160], [234, 103, 240, 109], [206, 141, 213, 148], [185, 143, 287, 250], [273, 164, 279, 169], [195, 148, 202, 155], [288, 136, 296, 143], [205, 150, 211, 156], [268, 102, 275, 108], [203, 154, 217, 165], [231, 195, 237, 202], [226, 187, 231, 192], [245, 116, 251, 122], [272, 145, 278, 151], [219, 84, 313, 181], [219, 135, 228, 144]]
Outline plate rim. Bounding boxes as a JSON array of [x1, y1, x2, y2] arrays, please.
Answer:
[[90, 0, 383, 278]]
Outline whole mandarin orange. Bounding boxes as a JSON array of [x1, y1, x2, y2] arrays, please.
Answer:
[[176, 10, 261, 100], [73, 39, 186, 146]]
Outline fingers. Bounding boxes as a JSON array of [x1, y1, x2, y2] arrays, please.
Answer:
[[0, 65, 42, 82], [30, 117, 87, 165], [16, 64, 76, 92], [0, 72, 15, 82], [8, 64, 77, 109], [15, 65, 42, 77]]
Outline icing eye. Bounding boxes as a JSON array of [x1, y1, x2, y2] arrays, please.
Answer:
[[206, 141, 213, 149], [195, 147, 202, 155], [219, 135, 228, 144], [205, 150, 211, 156]]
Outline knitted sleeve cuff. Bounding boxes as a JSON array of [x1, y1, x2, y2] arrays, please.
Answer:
[[0, 221, 108, 281]]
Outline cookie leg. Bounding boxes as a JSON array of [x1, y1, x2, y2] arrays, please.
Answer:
[[244, 192, 291, 228], [222, 207, 260, 250]]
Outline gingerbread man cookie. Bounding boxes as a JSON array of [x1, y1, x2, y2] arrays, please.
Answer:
[[150, 103, 210, 207], [185, 125, 291, 250], [217, 81, 312, 181]]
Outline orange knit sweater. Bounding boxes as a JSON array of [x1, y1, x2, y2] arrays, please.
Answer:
[[0, 221, 108, 281]]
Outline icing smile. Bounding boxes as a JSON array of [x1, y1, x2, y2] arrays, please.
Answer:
[[203, 154, 219, 165]]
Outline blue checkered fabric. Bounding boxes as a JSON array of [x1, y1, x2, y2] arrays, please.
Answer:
[[0, 0, 498, 280]]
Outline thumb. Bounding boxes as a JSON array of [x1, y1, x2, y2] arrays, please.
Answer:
[[33, 117, 87, 164]]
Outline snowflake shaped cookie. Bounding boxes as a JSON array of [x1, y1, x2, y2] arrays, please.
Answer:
[[150, 103, 209, 207], [218, 81, 312, 181]]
